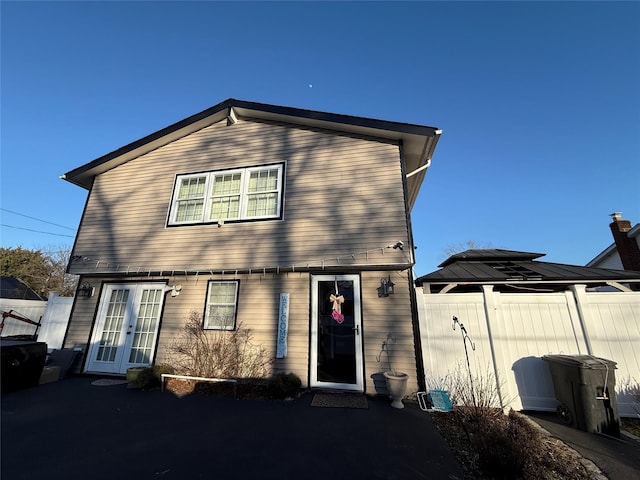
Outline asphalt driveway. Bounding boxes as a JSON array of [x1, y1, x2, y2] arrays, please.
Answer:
[[525, 411, 640, 480], [1, 377, 464, 480]]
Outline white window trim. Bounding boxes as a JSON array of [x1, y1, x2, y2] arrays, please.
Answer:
[[169, 164, 284, 225], [204, 280, 239, 331]]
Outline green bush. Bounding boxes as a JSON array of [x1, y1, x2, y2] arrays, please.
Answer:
[[267, 372, 302, 399], [130, 364, 175, 389], [152, 363, 175, 378], [129, 367, 155, 388]]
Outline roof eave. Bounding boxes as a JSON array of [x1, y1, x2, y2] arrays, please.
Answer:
[[405, 132, 441, 210], [61, 99, 233, 189], [60, 99, 441, 191]]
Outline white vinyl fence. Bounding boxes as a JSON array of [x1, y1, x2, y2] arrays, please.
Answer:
[[417, 285, 640, 417], [0, 299, 46, 337], [1, 292, 73, 350]]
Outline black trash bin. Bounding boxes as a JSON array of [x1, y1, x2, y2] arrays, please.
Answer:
[[1, 338, 47, 393], [542, 354, 620, 436]]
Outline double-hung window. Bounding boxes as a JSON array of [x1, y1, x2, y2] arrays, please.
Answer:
[[169, 164, 283, 225], [204, 281, 239, 330]]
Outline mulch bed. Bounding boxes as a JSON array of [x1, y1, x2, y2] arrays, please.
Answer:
[[429, 408, 599, 480], [164, 377, 271, 399]]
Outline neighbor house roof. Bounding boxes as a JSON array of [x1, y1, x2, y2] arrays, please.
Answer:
[[0, 277, 47, 301], [415, 249, 640, 292], [587, 222, 640, 268], [61, 99, 441, 209]]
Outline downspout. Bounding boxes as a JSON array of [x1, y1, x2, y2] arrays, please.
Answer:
[[399, 141, 427, 392], [401, 132, 440, 392], [408, 268, 425, 392]]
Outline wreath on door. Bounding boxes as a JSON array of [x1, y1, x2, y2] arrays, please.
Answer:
[[329, 279, 345, 324]]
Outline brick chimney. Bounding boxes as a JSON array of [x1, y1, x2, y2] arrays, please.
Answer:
[[609, 212, 640, 271]]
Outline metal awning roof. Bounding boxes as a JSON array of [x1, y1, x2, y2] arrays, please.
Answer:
[[416, 249, 640, 288]]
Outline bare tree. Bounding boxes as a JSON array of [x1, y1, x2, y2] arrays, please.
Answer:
[[441, 240, 495, 260], [40, 244, 79, 296]]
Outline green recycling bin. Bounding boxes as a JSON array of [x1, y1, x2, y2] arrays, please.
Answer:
[[542, 354, 620, 436]]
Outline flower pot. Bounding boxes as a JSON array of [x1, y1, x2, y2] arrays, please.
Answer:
[[126, 366, 147, 388], [383, 371, 409, 409]]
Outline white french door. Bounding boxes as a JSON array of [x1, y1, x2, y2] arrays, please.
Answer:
[[86, 283, 165, 374], [310, 275, 364, 391]]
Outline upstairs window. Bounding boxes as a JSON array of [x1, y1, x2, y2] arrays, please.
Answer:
[[169, 164, 283, 225]]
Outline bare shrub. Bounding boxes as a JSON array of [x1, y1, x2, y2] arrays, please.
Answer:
[[423, 371, 451, 392], [436, 362, 509, 424], [471, 410, 543, 478], [168, 310, 272, 379], [430, 363, 597, 480]]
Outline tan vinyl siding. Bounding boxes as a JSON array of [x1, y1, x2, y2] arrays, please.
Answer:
[[65, 118, 420, 392], [69, 119, 409, 275], [65, 270, 419, 394], [360, 270, 420, 394], [139, 273, 311, 384], [63, 292, 99, 352]]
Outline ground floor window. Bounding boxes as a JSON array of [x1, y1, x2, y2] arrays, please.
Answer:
[[204, 281, 239, 330]]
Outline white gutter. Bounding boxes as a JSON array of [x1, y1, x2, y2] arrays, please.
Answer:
[[406, 128, 441, 179], [405, 158, 431, 178]]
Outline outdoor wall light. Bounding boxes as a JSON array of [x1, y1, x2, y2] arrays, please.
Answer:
[[77, 282, 94, 298], [163, 284, 182, 297], [378, 275, 395, 297]]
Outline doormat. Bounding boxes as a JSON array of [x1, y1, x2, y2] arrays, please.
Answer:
[[311, 393, 368, 409], [91, 379, 129, 386]]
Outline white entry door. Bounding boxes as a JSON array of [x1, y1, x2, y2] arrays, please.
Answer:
[[310, 275, 364, 391], [86, 283, 165, 374]]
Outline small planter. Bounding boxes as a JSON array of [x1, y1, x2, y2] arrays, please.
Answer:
[[384, 371, 409, 409], [126, 366, 147, 388]]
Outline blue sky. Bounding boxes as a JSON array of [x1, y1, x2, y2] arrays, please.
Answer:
[[1, 1, 638, 277]]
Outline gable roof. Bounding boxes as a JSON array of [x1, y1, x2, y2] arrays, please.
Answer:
[[61, 99, 441, 209], [415, 249, 640, 291], [0, 277, 47, 301]]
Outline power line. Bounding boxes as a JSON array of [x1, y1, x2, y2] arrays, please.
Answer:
[[0, 224, 75, 238], [0, 208, 75, 230]]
